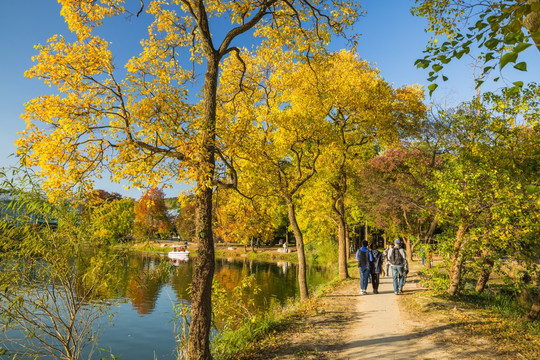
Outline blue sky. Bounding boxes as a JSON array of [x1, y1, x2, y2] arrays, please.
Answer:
[[1, 0, 539, 198]]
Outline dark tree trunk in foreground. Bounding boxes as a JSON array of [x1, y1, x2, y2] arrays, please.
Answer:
[[187, 52, 219, 360]]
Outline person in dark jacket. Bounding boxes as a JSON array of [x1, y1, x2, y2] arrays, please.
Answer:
[[356, 240, 370, 295], [369, 243, 383, 294]]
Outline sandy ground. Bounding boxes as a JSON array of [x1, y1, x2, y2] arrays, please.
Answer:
[[337, 273, 450, 360], [256, 265, 457, 360]]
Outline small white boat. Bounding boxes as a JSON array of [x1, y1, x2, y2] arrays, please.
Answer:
[[168, 250, 190, 259]]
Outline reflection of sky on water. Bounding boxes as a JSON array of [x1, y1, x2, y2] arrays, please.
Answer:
[[4, 254, 333, 360], [93, 285, 180, 360]]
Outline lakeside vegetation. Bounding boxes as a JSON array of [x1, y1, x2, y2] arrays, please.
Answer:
[[2, 1, 540, 359]]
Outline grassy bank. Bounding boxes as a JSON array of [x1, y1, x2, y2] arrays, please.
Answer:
[[211, 276, 351, 360], [129, 240, 301, 263], [402, 264, 540, 359]]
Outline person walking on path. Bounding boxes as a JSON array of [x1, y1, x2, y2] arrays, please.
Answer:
[[356, 240, 370, 295], [369, 243, 383, 294], [387, 239, 408, 295], [382, 244, 391, 277]]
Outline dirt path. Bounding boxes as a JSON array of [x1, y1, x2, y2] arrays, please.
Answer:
[[337, 273, 448, 360], [253, 266, 455, 360]]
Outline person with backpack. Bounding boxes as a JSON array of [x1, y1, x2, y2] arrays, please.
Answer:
[[356, 240, 370, 295], [369, 242, 383, 294], [387, 238, 408, 295]]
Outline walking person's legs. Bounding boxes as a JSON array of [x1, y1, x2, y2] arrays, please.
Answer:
[[371, 273, 379, 293], [360, 266, 369, 294], [391, 266, 399, 294], [396, 266, 405, 293]]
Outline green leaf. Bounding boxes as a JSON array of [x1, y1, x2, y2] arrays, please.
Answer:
[[500, 52, 517, 69], [442, 75, 448, 82], [475, 20, 487, 30], [475, 80, 484, 89], [513, 42, 532, 54], [440, 57, 451, 64], [507, 85, 520, 96], [485, 52, 495, 62], [504, 33, 519, 45], [415, 59, 430, 69], [432, 64, 443, 72], [428, 83, 438, 96], [484, 38, 499, 50], [513, 81, 524, 88], [513, 62, 527, 71]]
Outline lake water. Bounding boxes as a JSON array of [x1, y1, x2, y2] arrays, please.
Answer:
[[85, 253, 334, 360]]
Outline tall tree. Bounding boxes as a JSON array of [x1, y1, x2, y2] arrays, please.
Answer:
[[311, 51, 426, 279], [16, 1, 362, 357], [433, 84, 540, 296], [218, 52, 327, 301]]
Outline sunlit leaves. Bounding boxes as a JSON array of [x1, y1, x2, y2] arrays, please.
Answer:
[[413, 0, 540, 93]]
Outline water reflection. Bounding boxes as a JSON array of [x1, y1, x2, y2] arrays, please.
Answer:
[[4, 252, 333, 360]]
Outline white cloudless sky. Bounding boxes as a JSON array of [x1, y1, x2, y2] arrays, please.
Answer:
[[1, 0, 539, 198]]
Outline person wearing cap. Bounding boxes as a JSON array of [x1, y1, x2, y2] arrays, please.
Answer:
[[387, 238, 408, 295]]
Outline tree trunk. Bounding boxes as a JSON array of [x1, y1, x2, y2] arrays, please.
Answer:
[[423, 217, 438, 269], [364, 220, 368, 243], [475, 251, 494, 293], [332, 191, 349, 280], [345, 223, 350, 260], [336, 212, 349, 279], [447, 224, 468, 296], [187, 54, 218, 360], [402, 235, 413, 263], [525, 0, 540, 51], [286, 198, 309, 301], [526, 290, 540, 322]]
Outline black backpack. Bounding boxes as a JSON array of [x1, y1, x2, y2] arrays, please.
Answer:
[[390, 247, 404, 266]]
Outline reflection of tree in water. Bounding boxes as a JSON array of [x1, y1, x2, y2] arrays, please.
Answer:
[[213, 258, 299, 310], [126, 255, 170, 315], [170, 260, 194, 301]]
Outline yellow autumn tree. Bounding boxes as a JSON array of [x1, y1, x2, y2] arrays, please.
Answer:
[[17, 1, 363, 358], [217, 50, 327, 301], [219, 50, 426, 283], [306, 51, 426, 280]]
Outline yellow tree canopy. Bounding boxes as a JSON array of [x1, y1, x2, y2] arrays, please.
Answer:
[[17, 0, 362, 199]]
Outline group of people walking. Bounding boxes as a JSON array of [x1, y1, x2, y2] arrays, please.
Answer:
[[356, 238, 408, 295]]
